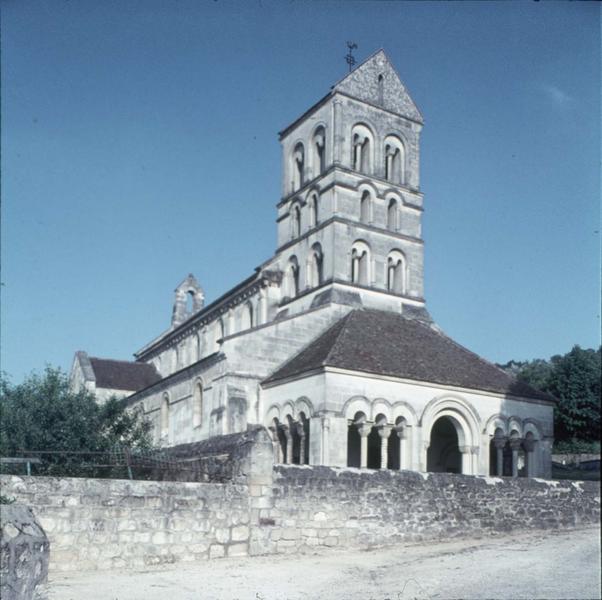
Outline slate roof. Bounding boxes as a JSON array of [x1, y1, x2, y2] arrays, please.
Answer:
[[264, 310, 553, 402], [89, 357, 161, 392]]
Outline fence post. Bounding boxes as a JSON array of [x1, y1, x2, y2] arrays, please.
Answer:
[[124, 448, 133, 480]]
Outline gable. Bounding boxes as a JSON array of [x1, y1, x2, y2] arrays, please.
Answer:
[[333, 49, 423, 123]]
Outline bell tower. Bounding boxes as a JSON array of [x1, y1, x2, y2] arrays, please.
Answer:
[[274, 49, 426, 315]]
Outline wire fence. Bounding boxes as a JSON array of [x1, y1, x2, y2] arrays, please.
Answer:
[[0, 447, 201, 481]]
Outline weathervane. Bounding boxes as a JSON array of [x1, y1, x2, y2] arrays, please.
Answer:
[[345, 42, 358, 72]]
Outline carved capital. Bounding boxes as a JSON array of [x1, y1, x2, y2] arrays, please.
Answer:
[[509, 438, 523, 451], [523, 439, 535, 453], [357, 423, 372, 438], [394, 425, 407, 439], [493, 436, 507, 450], [378, 425, 393, 439]]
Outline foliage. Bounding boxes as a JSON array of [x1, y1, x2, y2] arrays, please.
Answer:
[[0, 367, 152, 476], [498, 345, 601, 444], [553, 439, 600, 455]]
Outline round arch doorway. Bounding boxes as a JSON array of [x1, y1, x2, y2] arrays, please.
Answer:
[[426, 416, 462, 474]]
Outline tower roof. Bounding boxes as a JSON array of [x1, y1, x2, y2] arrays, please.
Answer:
[[279, 49, 423, 139], [332, 49, 423, 123]]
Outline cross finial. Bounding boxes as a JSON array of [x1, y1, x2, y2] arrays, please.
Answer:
[[345, 42, 358, 72]]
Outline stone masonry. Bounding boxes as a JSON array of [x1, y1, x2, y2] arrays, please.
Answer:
[[1, 464, 599, 572]]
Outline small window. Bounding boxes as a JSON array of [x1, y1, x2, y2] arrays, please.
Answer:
[[386, 250, 406, 294], [351, 124, 373, 174], [351, 241, 370, 285], [384, 136, 405, 184]]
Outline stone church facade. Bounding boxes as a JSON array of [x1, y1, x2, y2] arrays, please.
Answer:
[[71, 50, 554, 478]]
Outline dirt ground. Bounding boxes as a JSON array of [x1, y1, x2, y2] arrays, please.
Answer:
[[40, 525, 601, 600]]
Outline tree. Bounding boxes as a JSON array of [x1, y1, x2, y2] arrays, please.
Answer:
[[0, 367, 151, 475], [498, 346, 601, 448], [546, 346, 601, 443]]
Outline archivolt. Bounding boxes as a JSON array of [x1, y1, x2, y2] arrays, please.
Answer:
[[420, 395, 481, 447]]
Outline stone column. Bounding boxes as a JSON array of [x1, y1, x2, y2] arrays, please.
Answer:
[[358, 423, 372, 469], [268, 426, 281, 464], [355, 141, 362, 171], [493, 437, 507, 476], [523, 438, 535, 477], [470, 445, 480, 475], [295, 422, 306, 466], [459, 446, 472, 475], [394, 425, 407, 470], [281, 425, 292, 465], [378, 425, 393, 469], [510, 438, 522, 478]]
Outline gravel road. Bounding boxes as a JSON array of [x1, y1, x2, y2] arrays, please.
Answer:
[[41, 525, 601, 600]]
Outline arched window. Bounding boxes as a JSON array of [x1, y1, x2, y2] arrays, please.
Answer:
[[292, 142, 305, 191], [308, 243, 324, 288], [312, 126, 326, 176], [351, 124, 373, 174], [351, 241, 371, 286], [161, 393, 170, 440], [285, 256, 300, 298], [387, 198, 397, 231], [360, 190, 371, 224], [192, 381, 203, 428], [386, 250, 406, 294], [384, 135, 405, 184], [377, 73, 384, 106], [291, 203, 301, 239], [308, 193, 319, 228]]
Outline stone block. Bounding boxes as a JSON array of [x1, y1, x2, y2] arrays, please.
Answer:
[[227, 543, 248, 557], [209, 544, 225, 559], [117, 520, 137, 532], [280, 528, 300, 541], [215, 528, 230, 544], [231, 526, 249, 541], [301, 528, 318, 537]]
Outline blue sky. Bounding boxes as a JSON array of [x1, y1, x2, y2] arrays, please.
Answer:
[[1, 1, 600, 383]]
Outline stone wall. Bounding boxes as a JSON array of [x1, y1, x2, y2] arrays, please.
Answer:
[[1, 465, 599, 572], [1, 476, 250, 571], [146, 425, 274, 484], [251, 466, 601, 555]]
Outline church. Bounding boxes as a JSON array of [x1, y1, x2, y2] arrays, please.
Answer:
[[70, 50, 554, 478]]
